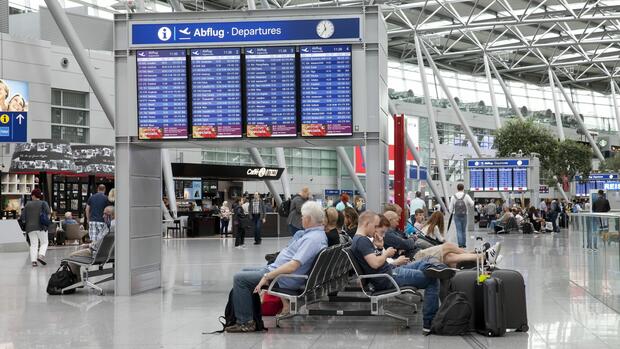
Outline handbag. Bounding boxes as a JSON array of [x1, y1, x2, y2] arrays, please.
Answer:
[[39, 202, 51, 229]]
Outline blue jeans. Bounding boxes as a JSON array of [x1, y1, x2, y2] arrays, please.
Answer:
[[549, 212, 559, 232], [288, 224, 301, 236], [391, 258, 439, 326], [232, 266, 269, 324], [252, 215, 262, 242], [586, 217, 599, 249], [220, 219, 229, 235], [454, 214, 467, 248]]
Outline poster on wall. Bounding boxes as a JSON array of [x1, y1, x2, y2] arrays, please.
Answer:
[[72, 145, 115, 175], [9, 139, 75, 172], [0, 79, 29, 143]]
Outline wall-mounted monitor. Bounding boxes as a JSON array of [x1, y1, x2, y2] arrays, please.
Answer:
[[300, 45, 352, 137], [498, 168, 513, 191], [470, 168, 483, 191], [483, 168, 498, 191], [513, 168, 528, 191], [136, 50, 188, 140]]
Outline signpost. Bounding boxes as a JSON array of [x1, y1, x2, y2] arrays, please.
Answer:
[[0, 112, 27, 143]]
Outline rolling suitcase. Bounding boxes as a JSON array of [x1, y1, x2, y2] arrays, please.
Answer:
[[491, 269, 528, 332], [478, 218, 488, 228], [476, 276, 506, 337]]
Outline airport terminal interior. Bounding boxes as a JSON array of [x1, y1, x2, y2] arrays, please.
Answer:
[[0, 0, 619, 348]]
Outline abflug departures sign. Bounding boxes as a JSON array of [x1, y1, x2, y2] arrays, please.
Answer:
[[133, 17, 359, 140]]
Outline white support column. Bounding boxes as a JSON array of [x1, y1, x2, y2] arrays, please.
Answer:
[[489, 62, 525, 120], [336, 146, 367, 200], [420, 42, 483, 156], [551, 71, 605, 161], [483, 54, 502, 129], [555, 182, 570, 202], [161, 149, 177, 219], [611, 80, 620, 133], [274, 147, 291, 200], [44, 0, 115, 127], [248, 148, 283, 206], [549, 67, 566, 141], [415, 35, 450, 205], [168, 0, 186, 11]]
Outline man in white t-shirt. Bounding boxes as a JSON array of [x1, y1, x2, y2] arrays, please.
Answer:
[[449, 183, 475, 248], [409, 191, 427, 219]]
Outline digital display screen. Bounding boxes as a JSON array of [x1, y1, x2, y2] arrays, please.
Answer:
[[576, 183, 586, 196], [498, 168, 513, 191], [587, 181, 596, 193], [300, 45, 352, 137], [483, 168, 498, 191], [469, 169, 483, 191], [596, 181, 606, 190], [190, 48, 242, 138], [513, 168, 528, 191], [245, 47, 297, 137], [136, 50, 188, 139]]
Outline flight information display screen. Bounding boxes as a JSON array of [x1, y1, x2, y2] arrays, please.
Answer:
[[498, 168, 513, 191], [245, 47, 297, 137], [469, 168, 484, 191], [136, 50, 188, 140], [190, 48, 242, 138], [483, 168, 498, 191], [300, 45, 352, 137], [513, 168, 528, 191]]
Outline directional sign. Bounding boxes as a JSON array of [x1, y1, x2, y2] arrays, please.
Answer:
[[0, 112, 27, 143]]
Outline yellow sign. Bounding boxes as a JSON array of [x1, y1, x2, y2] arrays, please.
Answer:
[[0, 114, 9, 124]]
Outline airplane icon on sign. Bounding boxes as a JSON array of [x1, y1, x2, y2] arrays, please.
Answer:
[[179, 27, 190, 35], [138, 52, 145, 57], [192, 51, 199, 55], [247, 49, 254, 54], [301, 48, 309, 52]]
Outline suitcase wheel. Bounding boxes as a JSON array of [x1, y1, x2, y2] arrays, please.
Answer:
[[517, 324, 529, 332]]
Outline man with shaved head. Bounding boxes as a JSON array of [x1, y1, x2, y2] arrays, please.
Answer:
[[382, 210, 417, 258]]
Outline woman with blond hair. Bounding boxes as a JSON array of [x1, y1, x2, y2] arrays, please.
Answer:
[[8, 94, 27, 112], [0, 80, 10, 111]]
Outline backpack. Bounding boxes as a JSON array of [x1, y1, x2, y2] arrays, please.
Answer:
[[39, 202, 51, 229], [46, 261, 77, 295], [278, 195, 298, 218], [454, 196, 468, 216], [214, 289, 266, 333], [430, 292, 472, 335]]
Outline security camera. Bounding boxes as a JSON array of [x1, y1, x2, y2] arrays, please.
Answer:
[[60, 58, 69, 68]]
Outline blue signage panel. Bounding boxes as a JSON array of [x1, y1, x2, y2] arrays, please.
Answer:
[[469, 168, 483, 191], [324, 189, 340, 196], [0, 112, 27, 143], [341, 189, 354, 196], [468, 159, 529, 167], [300, 45, 352, 137], [131, 18, 361, 45], [604, 182, 620, 191], [576, 182, 586, 196], [513, 168, 528, 191], [245, 47, 297, 137], [574, 173, 619, 181], [498, 168, 513, 191], [586, 181, 596, 193], [483, 168, 498, 191], [409, 165, 428, 180], [190, 48, 242, 138], [136, 50, 188, 140]]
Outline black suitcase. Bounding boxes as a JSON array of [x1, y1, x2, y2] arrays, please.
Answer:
[[476, 276, 506, 337], [56, 230, 66, 245], [521, 222, 533, 234], [478, 218, 488, 228], [491, 269, 528, 332]]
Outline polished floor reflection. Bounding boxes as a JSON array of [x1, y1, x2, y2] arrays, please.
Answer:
[[0, 231, 619, 349]]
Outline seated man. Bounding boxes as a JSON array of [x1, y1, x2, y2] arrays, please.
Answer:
[[382, 211, 418, 258], [67, 206, 115, 281], [226, 201, 327, 333], [351, 211, 455, 333], [490, 207, 513, 232], [61, 211, 78, 231]]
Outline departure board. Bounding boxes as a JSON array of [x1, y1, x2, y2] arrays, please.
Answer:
[[300, 45, 352, 137], [498, 168, 513, 191], [483, 168, 498, 191], [469, 168, 483, 191], [190, 48, 242, 138], [245, 47, 297, 137], [136, 50, 188, 140], [513, 168, 528, 191]]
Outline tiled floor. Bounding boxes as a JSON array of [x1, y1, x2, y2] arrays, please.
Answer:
[[0, 229, 618, 349]]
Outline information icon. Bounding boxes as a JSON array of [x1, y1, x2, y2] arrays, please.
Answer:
[[157, 27, 172, 41]]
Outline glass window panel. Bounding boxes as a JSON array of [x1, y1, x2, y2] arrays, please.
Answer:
[[52, 89, 61, 106], [62, 109, 88, 126], [51, 125, 62, 140], [62, 90, 87, 108], [51, 108, 62, 124]]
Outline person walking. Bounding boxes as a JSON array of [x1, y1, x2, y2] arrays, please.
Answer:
[[590, 190, 611, 251], [484, 200, 497, 228], [21, 189, 51, 267], [409, 191, 427, 219], [233, 198, 247, 248], [85, 184, 110, 242], [250, 192, 266, 245], [449, 183, 474, 248], [220, 201, 232, 238], [287, 187, 310, 235]]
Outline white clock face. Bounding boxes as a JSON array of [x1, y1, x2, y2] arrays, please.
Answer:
[[316, 20, 335, 39]]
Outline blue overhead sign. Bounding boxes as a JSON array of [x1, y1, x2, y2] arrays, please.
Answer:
[[409, 165, 428, 180], [467, 159, 529, 167], [324, 189, 340, 196], [574, 173, 619, 181], [131, 18, 361, 45], [0, 112, 27, 143]]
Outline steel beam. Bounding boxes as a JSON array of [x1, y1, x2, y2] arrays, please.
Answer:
[[555, 182, 570, 202], [168, 0, 186, 11], [483, 54, 502, 129], [43, 0, 115, 128], [420, 41, 483, 156], [611, 80, 620, 133], [274, 147, 291, 199], [247, 0, 257, 10], [414, 35, 449, 204], [488, 62, 525, 119], [549, 67, 566, 141], [336, 147, 367, 200], [248, 148, 283, 206], [551, 71, 605, 161]]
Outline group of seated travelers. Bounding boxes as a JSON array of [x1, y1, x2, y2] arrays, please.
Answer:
[[225, 199, 504, 334], [489, 205, 546, 233]]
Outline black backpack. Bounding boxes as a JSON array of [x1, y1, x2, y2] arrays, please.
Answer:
[[46, 262, 77, 295], [213, 289, 266, 333], [430, 292, 472, 335], [277, 195, 297, 218]]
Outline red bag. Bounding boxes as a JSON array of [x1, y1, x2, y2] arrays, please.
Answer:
[[261, 294, 283, 316]]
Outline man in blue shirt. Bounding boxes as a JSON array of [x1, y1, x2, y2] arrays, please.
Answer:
[[226, 201, 327, 333], [85, 184, 110, 242], [351, 211, 455, 334]]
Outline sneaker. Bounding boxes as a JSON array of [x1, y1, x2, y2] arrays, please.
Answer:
[[37, 256, 47, 266], [495, 255, 504, 265], [422, 321, 432, 335], [486, 242, 502, 265], [254, 241, 261, 245], [225, 320, 256, 333], [424, 266, 456, 280], [31, 261, 38, 267], [481, 242, 491, 251]]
